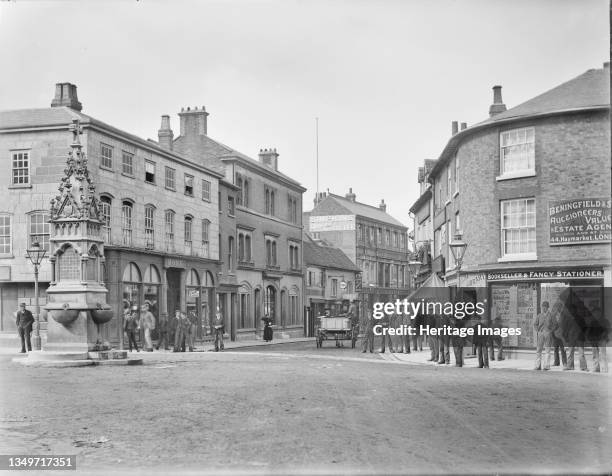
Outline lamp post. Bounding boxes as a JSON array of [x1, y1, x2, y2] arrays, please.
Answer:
[[407, 260, 422, 289], [25, 241, 47, 351], [449, 234, 468, 290]]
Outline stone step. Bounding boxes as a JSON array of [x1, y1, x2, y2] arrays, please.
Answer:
[[12, 356, 94, 368], [88, 350, 128, 360], [24, 350, 90, 361], [93, 358, 143, 366]]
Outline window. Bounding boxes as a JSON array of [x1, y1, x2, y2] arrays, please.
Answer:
[[184, 174, 194, 196], [393, 231, 398, 248], [455, 156, 459, 194], [264, 285, 276, 320], [243, 180, 249, 208], [184, 216, 193, 254], [288, 195, 298, 224], [501, 198, 536, 258], [331, 278, 338, 297], [201, 219, 210, 258], [455, 212, 461, 235], [238, 234, 245, 261], [289, 244, 299, 269], [165, 210, 175, 251], [228, 196, 235, 216], [289, 291, 299, 325], [11, 151, 30, 185], [29, 212, 50, 251], [165, 167, 176, 190], [145, 160, 156, 184], [266, 238, 277, 266], [0, 214, 11, 254], [122, 151, 134, 176], [100, 196, 112, 243], [385, 229, 390, 246], [245, 235, 251, 261], [121, 201, 133, 246], [265, 187, 275, 215], [359, 224, 364, 242], [100, 144, 113, 170], [500, 127, 535, 176], [227, 236, 234, 271], [144, 205, 155, 249], [202, 180, 211, 202], [236, 175, 243, 205], [447, 167, 452, 199]]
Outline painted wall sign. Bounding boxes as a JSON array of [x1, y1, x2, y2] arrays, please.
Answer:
[[549, 198, 612, 245], [487, 269, 604, 281], [309, 215, 355, 232]]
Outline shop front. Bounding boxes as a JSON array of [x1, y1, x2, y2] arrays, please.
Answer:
[[485, 267, 605, 349]]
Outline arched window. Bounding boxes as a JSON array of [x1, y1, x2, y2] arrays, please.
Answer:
[[121, 201, 133, 246], [122, 262, 141, 310], [143, 264, 161, 284], [184, 216, 193, 254], [265, 189, 270, 214], [165, 210, 175, 252], [264, 285, 276, 321], [243, 180, 249, 208], [144, 204, 155, 249], [270, 191, 275, 216], [236, 175, 243, 206], [186, 269, 200, 286], [143, 265, 161, 320], [58, 245, 80, 281], [100, 196, 112, 243]]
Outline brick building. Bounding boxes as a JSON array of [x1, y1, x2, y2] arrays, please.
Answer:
[[306, 190, 411, 320], [409, 159, 436, 286], [424, 62, 611, 349], [0, 84, 224, 345], [159, 107, 306, 339], [303, 234, 361, 336]]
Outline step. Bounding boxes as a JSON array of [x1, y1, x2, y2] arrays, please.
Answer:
[[93, 358, 143, 366], [12, 357, 94, 368], [88, 350, 128, 360], [24, 350, 90, 361]]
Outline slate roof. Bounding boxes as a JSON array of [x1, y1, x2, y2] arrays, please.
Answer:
[[303, 235, 361, 272], [315, 193, 407, 228], [429, 63, 610, 179], [0, 106, 225, 178]]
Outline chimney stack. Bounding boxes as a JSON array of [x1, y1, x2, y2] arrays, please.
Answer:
[[379, 199, 387, 212], [345, 188, 356, 202], [259, 148, 279, 171], [51, 83, 82, 111], [489, 85, 507, 117], [451, 121, 458, 135], [158, 115, 174, 151], [179, 106, 209, 138], [460, 122, 467, 130]]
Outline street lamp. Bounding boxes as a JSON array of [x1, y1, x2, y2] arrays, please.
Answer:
[[25, 241, 47, 351], [407, 260, 422, 288], [449, 234, 468, 289]]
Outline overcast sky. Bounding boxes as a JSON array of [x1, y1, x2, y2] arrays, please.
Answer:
[[0, 0, 608, 226]]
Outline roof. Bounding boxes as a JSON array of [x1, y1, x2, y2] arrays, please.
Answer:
[[409, 187, 432, 214], [0, 106, 225, 179], [303, 235, 361, 272], [429, 63, 610, 179], [313, 193, 407, 228], [172, 132, 305, 191]]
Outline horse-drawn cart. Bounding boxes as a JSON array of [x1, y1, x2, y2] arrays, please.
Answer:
[[316, 315, 358, 348]]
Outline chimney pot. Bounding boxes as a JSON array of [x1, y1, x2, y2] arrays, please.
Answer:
[[451, 121, 458, 135], [178, 105, 209, 137], [258, 147, 279, 171], [460, 122, 467, 130], [379, 199, 387, 212]]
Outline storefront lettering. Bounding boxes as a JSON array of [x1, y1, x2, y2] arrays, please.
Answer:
[[549, 197, 612, 245], [487, 269, 603, 281]]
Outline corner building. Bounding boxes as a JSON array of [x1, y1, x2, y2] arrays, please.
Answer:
[[426, 63, 611, 349], [0, 84, 223, 345]]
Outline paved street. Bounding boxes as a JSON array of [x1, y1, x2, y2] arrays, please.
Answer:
[[1, 343, 611, 475]]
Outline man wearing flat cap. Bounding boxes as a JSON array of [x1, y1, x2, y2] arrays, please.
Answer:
[[16, 303, 34, 353]]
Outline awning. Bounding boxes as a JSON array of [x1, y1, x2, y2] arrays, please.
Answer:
[[406, 273, 450, 302]]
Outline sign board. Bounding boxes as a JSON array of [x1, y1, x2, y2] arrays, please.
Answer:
[[549, 198, 611, 245], [340, 281, 347, 290], [487, 269, 604, 281], [310, 215, 355, 232], [187, 289, 200, 298], [354, 273, 362, 292]]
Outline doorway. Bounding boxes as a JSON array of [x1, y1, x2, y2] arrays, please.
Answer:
[[167, 268, 182, 317]]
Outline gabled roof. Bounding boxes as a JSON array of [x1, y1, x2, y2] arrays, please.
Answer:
[[429, 63, 610, 179], [312, 194, 407, 228], [0, 106, 225, 179], [303, 235, 361, 272]]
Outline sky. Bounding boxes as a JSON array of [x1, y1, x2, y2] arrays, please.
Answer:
[[0, 0, 608, 228]]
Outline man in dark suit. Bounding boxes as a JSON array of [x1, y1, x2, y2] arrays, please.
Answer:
[[16, 303, 34, 353]]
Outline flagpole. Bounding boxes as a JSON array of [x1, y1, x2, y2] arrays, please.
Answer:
[[316, 117, 319, 200]]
